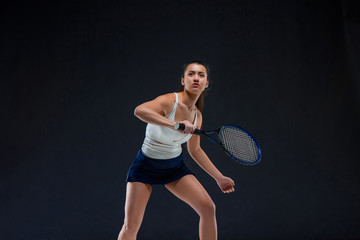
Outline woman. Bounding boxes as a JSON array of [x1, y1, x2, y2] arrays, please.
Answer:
[[118, 60, 235, 240]]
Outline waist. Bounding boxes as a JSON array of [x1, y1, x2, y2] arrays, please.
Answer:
[[136, 150, 183, 169], [141, 136, 182, 159]]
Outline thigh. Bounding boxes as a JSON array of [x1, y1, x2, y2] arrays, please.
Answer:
[[124, 182, 152, 223], [165, 175, 214, 214]]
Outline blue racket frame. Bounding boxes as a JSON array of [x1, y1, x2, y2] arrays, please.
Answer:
[[219, 124, 262, 165], [175, 123, 262, 165]]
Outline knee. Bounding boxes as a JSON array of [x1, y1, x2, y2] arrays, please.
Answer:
[[198, 200, 216, 218]]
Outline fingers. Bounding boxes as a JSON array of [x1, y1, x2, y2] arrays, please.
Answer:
[[179, 120, 195, 134], [223, 185, 235, 193], [222, 179, 235, 194]]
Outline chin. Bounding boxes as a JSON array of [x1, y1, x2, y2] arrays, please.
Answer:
[[186, 88, 203, 95]]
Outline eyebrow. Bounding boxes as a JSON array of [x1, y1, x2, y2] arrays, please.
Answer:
[[188, 71, 205, 74]]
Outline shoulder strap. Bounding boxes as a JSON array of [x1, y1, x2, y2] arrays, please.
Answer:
[[166, 93, 178, 119], [173, 92, 179, 110], [174, 92, 178, 103], [193, 110, 198, 125]]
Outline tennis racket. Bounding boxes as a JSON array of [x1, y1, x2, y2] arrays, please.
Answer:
[[175, 123, 261, 165]]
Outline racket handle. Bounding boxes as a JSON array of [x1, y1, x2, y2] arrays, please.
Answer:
[[174, 122, 185, 130], [174, 123, 202, 135]]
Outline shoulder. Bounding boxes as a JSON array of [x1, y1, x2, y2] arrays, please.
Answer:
[[151, 92, 177, 115], [154, 92, 176, 103], [152, 93, 176, 108], [135, 92, 176, 115]]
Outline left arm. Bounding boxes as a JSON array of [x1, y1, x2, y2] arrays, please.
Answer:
[[186, 111, 235, 193]]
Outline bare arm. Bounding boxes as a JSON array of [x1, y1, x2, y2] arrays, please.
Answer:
[[187, 111, 235, 193], [134, 94, 176, 128]]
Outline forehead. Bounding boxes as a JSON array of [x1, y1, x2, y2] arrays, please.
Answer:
[[185, 63, 207, 73]]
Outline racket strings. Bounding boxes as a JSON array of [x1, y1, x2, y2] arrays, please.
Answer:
[[219, 127, 259, 163]]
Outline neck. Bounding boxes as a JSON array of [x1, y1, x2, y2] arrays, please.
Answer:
[[180, 90, 200, 110]]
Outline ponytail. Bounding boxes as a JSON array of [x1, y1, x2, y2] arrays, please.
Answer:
[[196, 91, 206, 113]]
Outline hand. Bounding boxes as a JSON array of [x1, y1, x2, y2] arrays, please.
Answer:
[[217, 176, 235, 193], [177, 120, 195, 134]]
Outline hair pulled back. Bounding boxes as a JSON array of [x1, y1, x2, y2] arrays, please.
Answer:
[[181, 60, 210, 113]]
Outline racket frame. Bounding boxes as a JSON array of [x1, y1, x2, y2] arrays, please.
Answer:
[[175, 123, 262, 165], [219, 124, 262, 165]]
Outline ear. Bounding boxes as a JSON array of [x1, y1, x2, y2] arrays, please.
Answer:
[[181, 78, 184, 86], [205, 80, 209, 88]]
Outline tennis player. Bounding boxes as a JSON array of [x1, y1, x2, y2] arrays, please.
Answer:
[[118, 60, 235, 240]]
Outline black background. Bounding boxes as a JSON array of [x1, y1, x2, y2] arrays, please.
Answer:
[[1, 0, 360, 239]]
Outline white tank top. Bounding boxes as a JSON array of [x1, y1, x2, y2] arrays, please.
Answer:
[[141, 92, 197, 159]]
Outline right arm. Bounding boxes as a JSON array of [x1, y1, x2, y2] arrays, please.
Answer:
[[134, 94, 176, 129]]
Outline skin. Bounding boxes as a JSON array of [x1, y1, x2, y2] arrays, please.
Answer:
[[118, 63, 235, 240]]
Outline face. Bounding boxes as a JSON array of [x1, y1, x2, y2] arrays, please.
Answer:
[[181, 63, 209, 94]]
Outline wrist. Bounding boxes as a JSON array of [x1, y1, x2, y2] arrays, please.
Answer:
[[214, 173, 224, 182], [168, 121, 176, 129]]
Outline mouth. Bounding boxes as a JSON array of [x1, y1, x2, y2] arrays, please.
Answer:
[[192, 83, 200, 87]]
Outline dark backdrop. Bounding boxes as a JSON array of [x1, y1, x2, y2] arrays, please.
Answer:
[[1, 0, 359, 239]]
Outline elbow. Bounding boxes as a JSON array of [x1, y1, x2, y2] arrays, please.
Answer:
[[134, 106, 140, 117], [134, 105, 144, 118], [188, 146, 202, 157]]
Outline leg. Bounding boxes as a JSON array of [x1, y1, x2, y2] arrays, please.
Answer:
[[118, 182, 152, 240], [165, 175, 217, 240]]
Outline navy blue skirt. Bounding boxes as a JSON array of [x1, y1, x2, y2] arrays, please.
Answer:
[[126, 150, 194, 185]]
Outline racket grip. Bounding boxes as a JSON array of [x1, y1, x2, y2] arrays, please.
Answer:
[[174, 123, 202, 135], [174, 122, 185, 131]]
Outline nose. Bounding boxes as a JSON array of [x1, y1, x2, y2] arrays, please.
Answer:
[[194, 74, 199, 81]]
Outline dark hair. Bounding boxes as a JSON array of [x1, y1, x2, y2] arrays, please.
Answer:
[[181, 60, 210, 113]]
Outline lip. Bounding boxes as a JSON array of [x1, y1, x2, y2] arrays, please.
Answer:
[[192, 83, 200, 87]]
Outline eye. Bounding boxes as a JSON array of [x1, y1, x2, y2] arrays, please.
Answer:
[[200, 74, 205, 77], [188, 73, 193, 76]]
